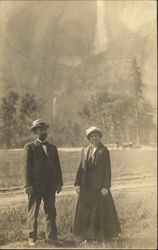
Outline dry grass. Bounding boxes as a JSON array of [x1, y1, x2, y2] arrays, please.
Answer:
[[0, 188, 157, 249], [0, 148, 156, 248]]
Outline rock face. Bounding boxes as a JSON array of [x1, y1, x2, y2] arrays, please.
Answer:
[[0, 0, 156, 121]]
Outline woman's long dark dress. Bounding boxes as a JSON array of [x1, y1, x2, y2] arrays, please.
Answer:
[[74, 143, 121, 240]]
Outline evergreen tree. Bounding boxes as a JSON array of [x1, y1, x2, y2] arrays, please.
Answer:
[[0, 91, 19, 148], [130, 57, 155, 145], [0, 91, 45, 148]]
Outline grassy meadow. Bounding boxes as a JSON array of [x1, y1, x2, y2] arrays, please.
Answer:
[[0, 187, 157, 249], [0, 148, 157, 188], [0, 148, 157, 248]]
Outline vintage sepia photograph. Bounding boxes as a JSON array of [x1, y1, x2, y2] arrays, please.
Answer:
[[0, 0, 157, 249]]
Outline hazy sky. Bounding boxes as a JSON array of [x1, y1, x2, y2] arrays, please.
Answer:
[[0, 0, 156, 29]]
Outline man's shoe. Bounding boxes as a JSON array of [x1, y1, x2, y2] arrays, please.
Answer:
[[79, 240, 88, 246], [28, 238, 37, 247], [45, 237, 58, 244]]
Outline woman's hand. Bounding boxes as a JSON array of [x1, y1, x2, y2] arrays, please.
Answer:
[[75, 185, 80, 194], [25, 186, 33, 195], [56, 185, 62, 194], [101, 188, 108, 197]]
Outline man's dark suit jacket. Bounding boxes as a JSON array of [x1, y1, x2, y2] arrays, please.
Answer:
[[24, 139, 63, 193]]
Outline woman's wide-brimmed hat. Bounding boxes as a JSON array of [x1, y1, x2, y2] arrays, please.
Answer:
[[86, 126, 102, 138], [30, 119, 49, 131]]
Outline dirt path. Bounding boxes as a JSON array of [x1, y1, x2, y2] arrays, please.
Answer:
[[0, 177, 157, 249], [0, 177, 156, 209]]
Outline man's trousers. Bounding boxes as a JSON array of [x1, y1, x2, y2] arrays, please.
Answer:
[[27, 187, 57, 241]]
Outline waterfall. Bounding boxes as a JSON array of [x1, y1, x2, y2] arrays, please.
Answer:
[[92, 0, 108, 54], [52, 97, 57, 119]]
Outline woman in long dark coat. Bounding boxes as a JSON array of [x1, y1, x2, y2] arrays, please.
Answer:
[[74, 126, 121, 241]]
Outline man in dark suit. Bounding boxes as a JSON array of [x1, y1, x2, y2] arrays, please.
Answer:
[[24, 119, 63, 246]]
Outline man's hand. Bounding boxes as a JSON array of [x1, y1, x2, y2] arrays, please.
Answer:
[[101, 188, 108, 197], [75, 186, 80, 194], [25, 186, 33, 195], [56, 185, 62, 194]]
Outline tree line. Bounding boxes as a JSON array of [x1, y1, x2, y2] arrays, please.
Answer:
[[0, 91, 81, 148], [0, 87, 155, 148]]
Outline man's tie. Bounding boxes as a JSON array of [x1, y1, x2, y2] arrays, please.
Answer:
[[41, 141, 47, 146], [88, 146, 94, 162], [40, 141, 48, 155]]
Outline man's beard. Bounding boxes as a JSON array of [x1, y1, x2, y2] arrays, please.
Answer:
[[39, 134, 47, 141]]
